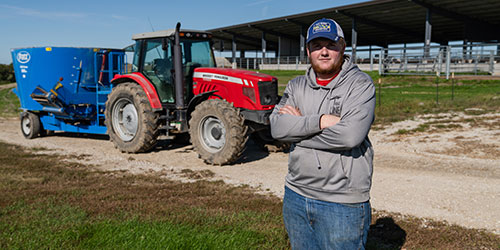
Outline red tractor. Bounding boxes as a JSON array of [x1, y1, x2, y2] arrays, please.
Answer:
[[105, 23, 282, 165]]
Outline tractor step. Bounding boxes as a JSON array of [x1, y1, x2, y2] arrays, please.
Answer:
[[159, 125, 176, 131]]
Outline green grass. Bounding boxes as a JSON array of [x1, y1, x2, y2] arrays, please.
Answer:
[[257, 70, 306, 84], [1, 201, 276, 249], [395, 124, 430, 135], [0, 86, 19, 117], [374, 77, 500, 124], [254, 70, 306, 93]]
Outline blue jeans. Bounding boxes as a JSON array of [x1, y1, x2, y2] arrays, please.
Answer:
[[283, 186, 371, 250]]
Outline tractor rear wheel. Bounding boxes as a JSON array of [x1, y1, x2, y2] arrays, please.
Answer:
[[105, 82, 160, 153], [20, 112, 41, 139], [189, 99, 248, 165]]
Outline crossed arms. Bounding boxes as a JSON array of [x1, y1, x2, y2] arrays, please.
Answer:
[[270, 78, 375, 151]]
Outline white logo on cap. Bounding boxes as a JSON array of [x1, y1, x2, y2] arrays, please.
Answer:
[[312, 22, 331, 34], [17, 51, 31, 64]]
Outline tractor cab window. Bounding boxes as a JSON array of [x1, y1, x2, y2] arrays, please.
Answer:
[[180, 39, 215, 101], [142, 38, 174, 103], [180, 39, 215, 68], [131, 41, 141, 72], [139, 37, 215, 104]]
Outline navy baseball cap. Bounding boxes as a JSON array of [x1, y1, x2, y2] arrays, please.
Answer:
[[306, 18, 344, 44]]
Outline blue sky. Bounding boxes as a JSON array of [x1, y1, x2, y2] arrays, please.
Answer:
[[0, 0, 367, 64]]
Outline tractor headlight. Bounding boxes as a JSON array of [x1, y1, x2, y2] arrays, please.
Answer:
[[257, 81, 277, 105], [263, 95, 272, 105]]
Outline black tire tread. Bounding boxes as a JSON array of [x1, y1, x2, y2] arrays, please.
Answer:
[[189, 99, 248, 165], [105, 82, 160, 153]]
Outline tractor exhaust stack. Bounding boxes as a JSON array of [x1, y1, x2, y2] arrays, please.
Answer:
[[173, 22, 185, 109]]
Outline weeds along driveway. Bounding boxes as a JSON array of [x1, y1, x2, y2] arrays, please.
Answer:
[[0, 114, 499, 234]]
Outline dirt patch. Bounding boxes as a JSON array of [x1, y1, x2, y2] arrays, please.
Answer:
[[428, 138, 500, 159], [383, 112, 500, 162]]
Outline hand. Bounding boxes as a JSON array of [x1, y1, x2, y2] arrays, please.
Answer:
[[279, 105, 302, 116], [320, 114, 340, 129]]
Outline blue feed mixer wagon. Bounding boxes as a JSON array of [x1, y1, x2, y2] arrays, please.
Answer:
[[11, 47, 125, 138]]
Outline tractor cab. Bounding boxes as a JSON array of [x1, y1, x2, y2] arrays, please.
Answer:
[[130, 29, 216, 105]]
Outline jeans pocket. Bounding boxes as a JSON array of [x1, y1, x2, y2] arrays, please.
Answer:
[[313, 200, 371, 249]]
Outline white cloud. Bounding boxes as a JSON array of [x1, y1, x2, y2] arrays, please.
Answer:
[[245, 0, 272, 7], [261, 6, 269, 17], [0, 4, 87, 19]]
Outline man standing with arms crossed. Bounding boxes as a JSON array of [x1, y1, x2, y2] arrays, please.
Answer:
[[270, 18, 376, 249]]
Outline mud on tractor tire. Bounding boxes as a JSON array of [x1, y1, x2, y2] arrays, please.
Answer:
[[189, 99, 248, 165], [105, 82, 160, 153]]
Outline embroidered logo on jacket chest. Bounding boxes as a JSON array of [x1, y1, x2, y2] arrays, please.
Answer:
[[329, 96, 342, 116]]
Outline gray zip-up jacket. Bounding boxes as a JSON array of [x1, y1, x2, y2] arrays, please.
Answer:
[[270, 55, 376, 203]]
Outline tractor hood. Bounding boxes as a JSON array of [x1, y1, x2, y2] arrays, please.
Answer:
[[193, 67, 276, 84]]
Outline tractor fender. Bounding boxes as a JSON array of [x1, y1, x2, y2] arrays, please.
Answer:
[[187, 90, 219, 121], [111, 73, 162, 110]]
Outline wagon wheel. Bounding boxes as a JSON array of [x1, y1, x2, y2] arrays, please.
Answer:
[[20, 112, 41, 139]]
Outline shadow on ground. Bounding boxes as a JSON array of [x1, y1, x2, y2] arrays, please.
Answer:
[[50, 131, 109, 141], [234, 139, 270, 164], [367, 217, 407, 249]]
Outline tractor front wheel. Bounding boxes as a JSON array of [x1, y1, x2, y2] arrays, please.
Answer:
[[105, 82, 160, 153], [20, 112, 41, 139], [189, 99, 248, 165]]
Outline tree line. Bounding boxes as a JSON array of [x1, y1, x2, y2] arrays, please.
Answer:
[[0, 63, 15, 83]]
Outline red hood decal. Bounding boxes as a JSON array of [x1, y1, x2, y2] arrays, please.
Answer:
[[194, 67, 276, 83]]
